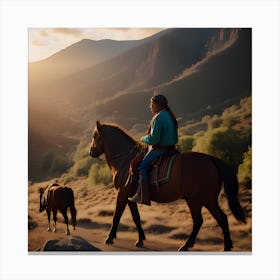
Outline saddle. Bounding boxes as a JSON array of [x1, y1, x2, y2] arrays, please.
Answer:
[[121, 150, 179, 189], [149, 152, 178, 188]]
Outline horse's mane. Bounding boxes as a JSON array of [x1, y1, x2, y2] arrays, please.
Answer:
[[103, 123, 141, 146]]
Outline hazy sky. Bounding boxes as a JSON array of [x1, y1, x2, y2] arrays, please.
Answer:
[[29, 28, 164, 62]]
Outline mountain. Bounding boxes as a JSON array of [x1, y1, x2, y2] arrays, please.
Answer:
[[96, 28, 251, 128], [29, 29, 170, 82], [28, 28, 252, 181], [39, 29, 219, 106], [29, 39, 141, 82]]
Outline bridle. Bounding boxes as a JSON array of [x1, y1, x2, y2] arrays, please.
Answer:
[[94, 127, 141, 169], [109, 144, 139, 161]]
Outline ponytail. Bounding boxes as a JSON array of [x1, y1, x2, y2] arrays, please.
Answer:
[[166, 105, 178, 128]]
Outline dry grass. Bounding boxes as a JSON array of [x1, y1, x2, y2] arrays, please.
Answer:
[[28, 177, 252, 252]]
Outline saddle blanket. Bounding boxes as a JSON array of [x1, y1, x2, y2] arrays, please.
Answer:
[[149, 153, 178, 187], [41, 183, 59, 207]]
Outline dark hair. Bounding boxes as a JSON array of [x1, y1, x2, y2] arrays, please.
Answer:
[[151, 94, 168, 109], [151, 93, 178, 128]]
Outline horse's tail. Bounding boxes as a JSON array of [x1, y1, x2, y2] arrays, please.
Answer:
[[68, 188, 77, 229], [210, 156, 247, 224]]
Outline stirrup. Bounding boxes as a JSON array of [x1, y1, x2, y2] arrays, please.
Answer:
[[129, 182, 150, 206], [129, 187, 143, 203]]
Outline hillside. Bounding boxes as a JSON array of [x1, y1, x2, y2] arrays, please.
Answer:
[[29, 29, 218, 110], [29, 38, 144, 82], [28, 28, 252, 181], [28, 97, 252, 252], [96, 28, 251, 128], [28, 177, 252, 252]]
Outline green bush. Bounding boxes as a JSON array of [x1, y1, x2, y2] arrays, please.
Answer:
[[68, 139, 94, 177], [71, 157, 93, 176], [193, 127, 251, 170], [238, 146, 252, 188], [41, 150, 72, 175], [178, 135, 195, 152], [89, 163, 112, 185], [72, 139, 89, 162], [50, 156, 72, 174], [207, 114, 222, 130], [178, 96, 251, 176], [209, 128, 251, 168]]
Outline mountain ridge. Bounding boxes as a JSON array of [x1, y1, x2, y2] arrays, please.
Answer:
[[28, 28, 252, 181]]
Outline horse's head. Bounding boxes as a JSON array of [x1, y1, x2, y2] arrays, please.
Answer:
[[89, 121, 104, 158], [39, 187, 46, 212]]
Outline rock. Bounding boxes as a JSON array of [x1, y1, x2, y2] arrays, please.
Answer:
[[41, 236, 101, 251]]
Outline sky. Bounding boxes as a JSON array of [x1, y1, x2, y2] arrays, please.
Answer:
[[28, 28, 164, 62]]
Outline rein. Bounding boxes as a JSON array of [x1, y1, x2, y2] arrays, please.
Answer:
[[96, 125, 143, 170], [107, 144, 140, 170], [110, 144, 139, 161]]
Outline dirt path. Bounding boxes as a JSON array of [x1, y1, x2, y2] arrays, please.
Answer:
[[29, 178, 252, 253]]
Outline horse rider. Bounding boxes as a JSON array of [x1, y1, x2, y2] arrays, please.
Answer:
[[129, 93, 178, 205]]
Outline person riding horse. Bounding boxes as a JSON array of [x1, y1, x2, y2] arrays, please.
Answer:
[[89, 117, 246, 251], [129, 93, 178, 206]]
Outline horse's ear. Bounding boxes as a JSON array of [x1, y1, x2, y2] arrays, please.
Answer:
[[39, 187, 44, 194], [96, 120, 103, 132]]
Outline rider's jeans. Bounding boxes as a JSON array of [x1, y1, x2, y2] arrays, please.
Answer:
[[138, 149, 166, 181]]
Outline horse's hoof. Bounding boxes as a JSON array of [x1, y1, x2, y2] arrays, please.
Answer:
[[224, 247, 232, 252], [52, 228, 56, 233], [178, 245, 189, 252], [135, 240, 144, 248], [105, 236, 114, 245], [47, 227, 51, 232]]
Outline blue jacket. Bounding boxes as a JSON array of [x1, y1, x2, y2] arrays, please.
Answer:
[[141, 110, 178, 146]]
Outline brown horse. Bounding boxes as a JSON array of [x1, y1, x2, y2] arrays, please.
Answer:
[[89, 121, 246, 251], [39, 183, 77, 235]]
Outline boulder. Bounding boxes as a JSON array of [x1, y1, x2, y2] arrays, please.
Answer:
[[41, 236, 101, 251]]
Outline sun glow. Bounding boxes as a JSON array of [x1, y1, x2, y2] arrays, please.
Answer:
[[29, 28, 164, 62]]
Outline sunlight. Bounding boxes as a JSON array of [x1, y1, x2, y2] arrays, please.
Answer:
[[28, 28, 165, 62]]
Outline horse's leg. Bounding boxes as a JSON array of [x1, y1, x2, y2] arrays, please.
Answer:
[[52, 209, 57, 232], [205, 201, 233, 251], [70, 204, 77, 230], [127, 200, 146, 247], [61, 209, 70, 235], [105, 190, 127, 245], [179, 199, 203, 251], [46, 209, 51, 231]]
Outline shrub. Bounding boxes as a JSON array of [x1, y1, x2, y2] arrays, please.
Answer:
[[193, 127, 251, 170], [207, 114, 222, 130], [209, 128, 251, 169], [72, 139, 89, 162], [68, 139, 94, 177], [89, 163, 112, 185], [178, 96, 251, 173], [50, 156, 72, 174], [238, 146, 252, 188], [71, 157, 93, 177], [178, 135, 195, 152], [41, 150, 72, 175]]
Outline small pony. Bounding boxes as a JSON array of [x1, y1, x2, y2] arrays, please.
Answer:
[[39, 183, 77, 235]]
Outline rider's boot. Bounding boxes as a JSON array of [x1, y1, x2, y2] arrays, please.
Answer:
[[129, 176, 151, 206]]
